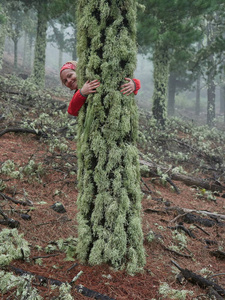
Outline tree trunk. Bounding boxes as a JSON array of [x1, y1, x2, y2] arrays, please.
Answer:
[[206, 22, 216, 127], [32, 1, 48, 88], [195, 74, 201, 116], [13, 38, 18, 71], [71, 27, 77, 60], [26, 34, 33, 70], [219, 85, 225, 124], [207, 66, 216, 127], [22, 32, 27, 69], [152, 41, 170, 127], [167, 71, 176, 117], [76, 0, 145, 273], [0, 22, 6, 70]]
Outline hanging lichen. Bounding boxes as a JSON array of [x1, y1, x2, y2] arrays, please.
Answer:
[[75, 0, 145, 274], [0, 228, 30, 266]]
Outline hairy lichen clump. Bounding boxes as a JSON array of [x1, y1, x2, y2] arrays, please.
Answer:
[[76, 0, 145, 273], [0, 228, 30, 266], [0, 271, 42, 299]]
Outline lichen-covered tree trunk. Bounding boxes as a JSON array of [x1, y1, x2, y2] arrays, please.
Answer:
[[13, 38, 18, 70], [32, 1, 47, 88], [76, 0, 145, 273], [152, 41, 170, 127], [0, 20, 6, 70], [195, 74, 201, 116], [167, 71, 176, 117], [207, 67, 216, 127], [206, 22, 216, 127]]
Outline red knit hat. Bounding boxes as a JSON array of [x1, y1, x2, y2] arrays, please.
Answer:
[[60, 62, 76, 73]]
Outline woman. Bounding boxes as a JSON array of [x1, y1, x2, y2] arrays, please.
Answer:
[[60, 61, 141, 116]]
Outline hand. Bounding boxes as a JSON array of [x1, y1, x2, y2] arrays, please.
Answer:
[[120, 78, 135, 95], [80, 80, 100, 96]]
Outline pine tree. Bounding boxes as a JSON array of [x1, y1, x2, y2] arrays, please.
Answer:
[[75, 0, 145, 273], [20, 0, 74, 88], [138, 0, 212, 126], [0, 3, 7, 70], [32, 0, 48, 88]]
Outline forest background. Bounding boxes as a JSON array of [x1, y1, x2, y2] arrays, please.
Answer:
[[0, 0, 225, 299]]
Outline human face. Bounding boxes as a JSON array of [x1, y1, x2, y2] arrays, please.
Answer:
[[60, 69, 78, 90]]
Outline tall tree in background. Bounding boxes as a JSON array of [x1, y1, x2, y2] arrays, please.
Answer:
[[138, 0, 212, 126], [75, 0, 145, 273], [22, 8, 37, 71], [48, 21, 66, 70], [167, 49, 196, 117], [20, 0, 74, 88], [206, 20, 216, 127], [0, 3, 7, 69], [32, 0, 48, 87], [5, 1, 25, 71]]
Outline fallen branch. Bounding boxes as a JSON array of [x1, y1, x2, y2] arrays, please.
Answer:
[[167, 224, 196, 238], [31, 253, 60, 260], [171, 260, 225, 297], [0, 209, 20, 228], [0, 192, 33, 206], [210, 250, 225, 260], [139, 159, 225, 192], [141, 178, 152, 194], [167, 206, 225, 222], [208, 287, 225, 300], [0, 127, 47, 138], [194, 224, 210, 236], [161, 245, 192, 258], [9, 266, 115, 300]]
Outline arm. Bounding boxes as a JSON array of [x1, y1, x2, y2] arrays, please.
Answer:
[[68, 80, 100, 116], [120, 78, 141, 95], [67, 90, 87, 117], [132, 78, 141, 95]]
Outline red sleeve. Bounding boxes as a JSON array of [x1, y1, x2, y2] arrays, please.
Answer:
[[132, 78, 141, 95], [67, 90, 87, 116]]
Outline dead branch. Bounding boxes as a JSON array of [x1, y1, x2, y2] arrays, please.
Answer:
[[141, 178, 152, 194], [0, 209, 20, 228], [208, 287, 225, 300], [0, 192, 33, 206], [31, 254, 60, 260], [9, 266, 115, 300], [171, 173, 224, 192], [161, 245, 192, 258], [210, 250, 225, 260], [139, 159, 225, 192], [194, 224, 210, 236], [171, 260, 225, 297], [167, 224, 196, 238], [0, 127, 46, 138], [167, 206, 225, 222]]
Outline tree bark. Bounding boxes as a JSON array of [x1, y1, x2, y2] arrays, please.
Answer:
[[76, 0, 145, 273]]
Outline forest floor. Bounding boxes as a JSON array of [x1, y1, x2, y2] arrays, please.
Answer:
[[0, 57, 225, 299], [1, 128, 225, 300]]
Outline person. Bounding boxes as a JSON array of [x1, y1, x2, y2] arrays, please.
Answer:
[[60, 61, 141, 116]]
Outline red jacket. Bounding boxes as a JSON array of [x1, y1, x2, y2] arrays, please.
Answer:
[[68, 78, 141, 117]]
